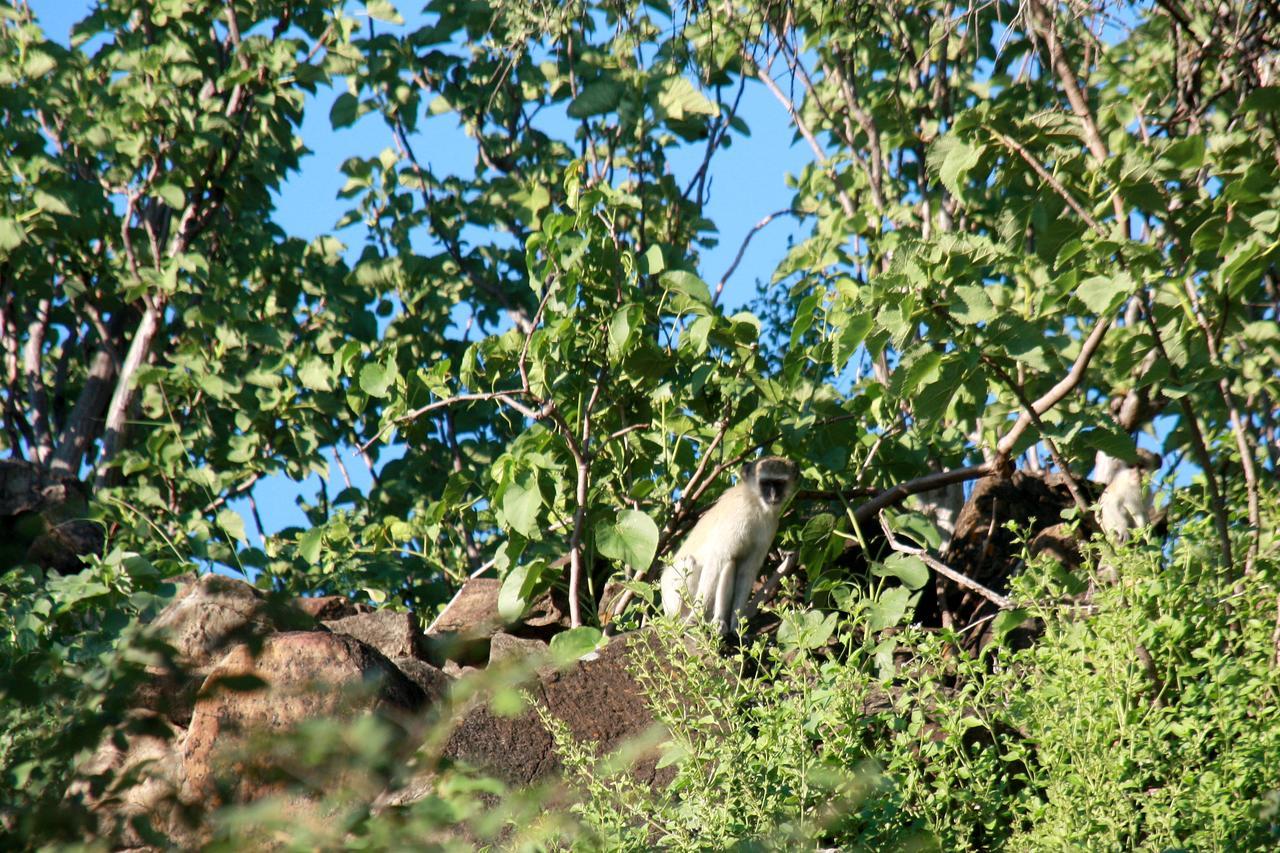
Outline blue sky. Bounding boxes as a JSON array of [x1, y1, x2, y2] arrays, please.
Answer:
[[29, 1, 813, 541]]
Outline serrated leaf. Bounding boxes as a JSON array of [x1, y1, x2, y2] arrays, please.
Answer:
[[950, 285, 996, 324], [217, 509, 247, 543], [594, 510, 659, 570], [1076, 274, 1130, 315], [936, 137, 982, 196]]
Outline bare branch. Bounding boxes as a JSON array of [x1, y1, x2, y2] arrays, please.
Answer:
[[878, 512, 1012, 610], [994, 314, 1113, 461], [714, 208, 799, 304]]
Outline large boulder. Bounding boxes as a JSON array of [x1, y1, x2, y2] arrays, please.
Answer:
[[180, 631, 426, 806], [150, 574, 313, 672]]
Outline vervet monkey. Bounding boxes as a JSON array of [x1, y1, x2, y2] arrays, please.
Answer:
[[661, 456, 798, 637], [1098, 455, 1159, 545]]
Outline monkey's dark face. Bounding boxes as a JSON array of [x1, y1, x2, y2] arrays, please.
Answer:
[[748, 456, 798, 507]]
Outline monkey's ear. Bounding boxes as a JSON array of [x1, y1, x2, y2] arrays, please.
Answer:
[[740, 460, 757, 482]]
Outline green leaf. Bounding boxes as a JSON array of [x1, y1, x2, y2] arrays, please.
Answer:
[[298, 528, 324, 563], [935, 136, 982, 197], [594, 510, 659, 570], [660, 270, 711, 304], [991, 608, 1030, 644], [1076, 273, 1131, 315], [359, 362, 393, 397], [1078, 426, 1139, 462], [654, 76, 718, 120], [0, 217, 24, 254], [950, 285, 996, 324], [298, 358, 333, 391], [153, 183, 185, 209], [607, 303, 639, 364], [1241, 86, 1280, 113], [330, 92, 360, 129], [46, 573, 111, 611], [567, 79, 623, 119], [778, 610, 837, 652], [550, 626, 605, 665], [502, 473, 542, 538], [868, 586, 912, 631], [33, 190, 72, 216], [871, 553, 930, 590], [640, 244, 665, 275], [217, 509, 247, 543], [498, 560, 547, 622], [364, 0, 404, 24]]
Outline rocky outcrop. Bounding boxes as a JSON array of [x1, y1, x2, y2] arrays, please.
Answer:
[[180, 631, 426, 805]]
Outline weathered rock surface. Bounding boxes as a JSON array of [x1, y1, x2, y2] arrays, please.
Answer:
[[294, 595, 373, 621], [150, 574, 313, 672], [392, 656, 453, 705], [443, 630, 671, 789], [323, 610, 423, 661], [180, 631, 426, 804], [70, 712, 190, 849], [488, 631, 550, 667]]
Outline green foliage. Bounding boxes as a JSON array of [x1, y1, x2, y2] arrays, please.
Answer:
[[4, 0, 1280, 847]]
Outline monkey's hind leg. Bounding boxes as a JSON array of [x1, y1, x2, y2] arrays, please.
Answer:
[[661, 556, 699, 619], [709, 558, 737, 636], [726, 559, 761, 637]]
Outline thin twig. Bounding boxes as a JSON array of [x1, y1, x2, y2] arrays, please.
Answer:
[[878, 512, 1012, 610]]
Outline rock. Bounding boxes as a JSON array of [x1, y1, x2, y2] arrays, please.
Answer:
[[180, 631, 426, 806], [69, 712, 190, 848], [488, 632, 550, 668], [323, 610, 423, 661], [294, 595, 373, 621], [392, 657, 453, 705], [442, 630, 671, 789], [427, 578, 504, 635], [423, 578, 507, 666], [150, 574, 313, 672]]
